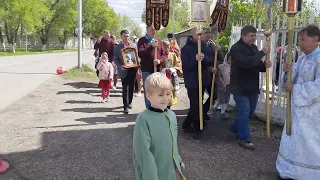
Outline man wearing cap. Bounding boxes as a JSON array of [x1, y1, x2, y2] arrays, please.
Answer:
[[200, 27, 224, 120], [181, 27, 214, 139]]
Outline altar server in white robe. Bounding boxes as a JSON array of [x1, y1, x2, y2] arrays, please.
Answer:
[[277, 24, 320, 180]]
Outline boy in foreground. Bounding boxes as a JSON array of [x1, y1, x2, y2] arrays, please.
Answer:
[[133, 72, 186, 180]]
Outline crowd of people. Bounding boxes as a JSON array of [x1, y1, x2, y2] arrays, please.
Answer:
[[92, 24, 320, 180]]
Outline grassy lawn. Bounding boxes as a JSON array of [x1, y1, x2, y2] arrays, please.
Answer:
[[0, 48, 77, 56], [63, 64, 97, 79]]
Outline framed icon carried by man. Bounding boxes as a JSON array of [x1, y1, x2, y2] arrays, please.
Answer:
[[121, 47, 140, 68], [191, 0, 207, 22]]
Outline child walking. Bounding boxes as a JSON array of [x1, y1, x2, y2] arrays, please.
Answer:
[[133, 73, 186, 180], [214, 52, 232, 119], [97, 52, 114, 102]]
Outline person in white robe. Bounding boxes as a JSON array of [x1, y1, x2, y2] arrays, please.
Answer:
[[276, 24, 320, 180]]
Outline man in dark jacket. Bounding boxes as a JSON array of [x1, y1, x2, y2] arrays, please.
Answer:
[[181, 27, 214, 139], [229, 25, 271, 149], [114, 30, 138, 114], [137, 25, 167, 108], [200, 28, 224, 119]]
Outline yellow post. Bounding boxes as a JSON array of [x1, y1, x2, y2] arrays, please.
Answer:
[[285, 15, 295, 136], [264, 30, 272, 138], [197, 26, 203, 131], [209, 32, 220, 110]]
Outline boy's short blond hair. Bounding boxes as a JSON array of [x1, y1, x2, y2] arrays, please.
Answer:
[[145, 73, 173, 94]]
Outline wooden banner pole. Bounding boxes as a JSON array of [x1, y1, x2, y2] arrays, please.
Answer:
[[209, 31, 220, 110], [154, 32, 158, 73], [197, 26, 203, 131]]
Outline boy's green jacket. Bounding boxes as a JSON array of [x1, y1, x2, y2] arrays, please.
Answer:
[[133, 108, 186, 180]]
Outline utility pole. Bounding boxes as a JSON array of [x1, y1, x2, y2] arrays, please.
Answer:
[[77, 0, 82, 68]]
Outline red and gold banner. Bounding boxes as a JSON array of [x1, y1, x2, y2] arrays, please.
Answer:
[[146, 0, 170, 30], [283, 0, 302, 13], [210, 0, 230, 32]]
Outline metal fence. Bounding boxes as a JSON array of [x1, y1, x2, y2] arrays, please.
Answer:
[[228, 13, 320, 124]]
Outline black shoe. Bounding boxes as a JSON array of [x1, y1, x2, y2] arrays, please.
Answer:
[[182, 121, 194, 133], [128, 104, 132, 109], [204, 114, 210, 121], [124, 107, 129, 114], [193, 130, 203, 139]]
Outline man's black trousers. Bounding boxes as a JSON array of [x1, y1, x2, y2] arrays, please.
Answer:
[[122, 68, 137, 108]]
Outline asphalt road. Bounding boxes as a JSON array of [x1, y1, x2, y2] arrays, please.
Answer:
[[0, 76, 282, 180], [0, 50, 94, 110]]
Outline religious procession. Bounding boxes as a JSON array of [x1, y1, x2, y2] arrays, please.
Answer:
[[86, 0, 320, 179], [0, 0, 319, 179]]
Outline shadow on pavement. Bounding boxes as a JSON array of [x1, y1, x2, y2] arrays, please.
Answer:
[[1, 127, 135, 179], [63, 82, 98, 89], [75, 114, 138, 124], [61, 106, 123, 113], [65, 100, 102, 104]]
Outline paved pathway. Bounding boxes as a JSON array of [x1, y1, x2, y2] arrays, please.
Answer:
[[0, 75, 283, 179]]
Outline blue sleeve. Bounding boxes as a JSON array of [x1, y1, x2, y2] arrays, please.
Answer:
[[114, 46, 123, 67]]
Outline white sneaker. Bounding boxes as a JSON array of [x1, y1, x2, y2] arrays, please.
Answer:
[[106, 96, 110, 102], [135, 93, 142, 97], [101, 98, 106, 103], [112, 86, 117, 90]]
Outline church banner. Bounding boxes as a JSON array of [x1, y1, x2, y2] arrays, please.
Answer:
[[146, 0, 170, 30], [210, 0, 230, 32]]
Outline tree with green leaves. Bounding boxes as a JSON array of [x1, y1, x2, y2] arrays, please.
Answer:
[[0, 0, 49, 53], [38, 0, 77, 51], [119, 15, 142, 38], [82, 0, 121, 38]]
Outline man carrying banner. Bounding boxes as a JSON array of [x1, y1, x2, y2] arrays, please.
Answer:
[[276, 24, 320, 180], [229, 25, 271, 149], [200, 27, 224, 119], [137, 25, 167, 108], [181, 27, 213, 139]]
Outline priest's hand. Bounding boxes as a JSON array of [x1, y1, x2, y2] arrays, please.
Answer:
[[283, 62, 292, 72], [265, 60, 272, 68], [284, 82, 293, 93], [196, 53, 204, 61]]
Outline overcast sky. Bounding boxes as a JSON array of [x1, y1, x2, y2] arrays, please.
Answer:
[[107, 0, 146, 33]]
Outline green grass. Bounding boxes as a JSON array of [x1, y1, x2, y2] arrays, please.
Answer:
[[0, 48, 77, 56], [63, 64, 97, 79]]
